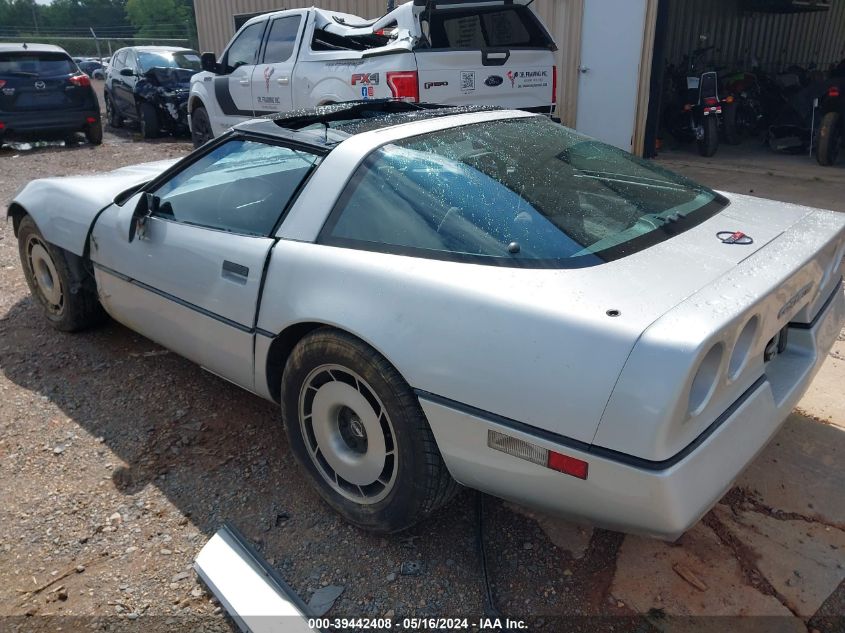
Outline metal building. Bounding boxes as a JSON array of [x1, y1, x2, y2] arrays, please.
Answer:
[[192, 0, 845, 156]]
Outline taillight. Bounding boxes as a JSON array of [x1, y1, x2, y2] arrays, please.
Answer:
[[386, 71, 418, 102], [487, 430, 589, 480], [69, 73, 91, 88], [552, 65, 557, 105], [0, 79, 5, 89], [0, 122, 5, 129], [703, 96, 718, 106], [829, 86, 841, 98]]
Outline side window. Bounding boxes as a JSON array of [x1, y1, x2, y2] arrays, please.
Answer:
[[263, 16, 301, 63], [112, 50, 126, 70], [223, 22, 265, 73], [153, 140, 320, 236]]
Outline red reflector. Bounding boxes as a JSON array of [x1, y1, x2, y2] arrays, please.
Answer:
[[86, 116, 97, 124], [830, 86, 841, 98], [552, 65, 557, 105], [0, 79, 5, 89], [386, 71, 419, 103], [547, 451, 589, 479], [69, 73, 91, 88]]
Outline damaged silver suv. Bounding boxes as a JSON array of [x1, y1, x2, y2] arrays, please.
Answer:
[[104, 46, 201, 138]]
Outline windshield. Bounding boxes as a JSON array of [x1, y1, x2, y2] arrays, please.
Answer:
[[137, 50, 201, 72], [323, 116, 727, 267], [0, 52, 76, 77]]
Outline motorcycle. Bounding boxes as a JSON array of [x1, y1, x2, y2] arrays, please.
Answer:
[[663, 43, 723, 157], [720, 70, 766, 143]]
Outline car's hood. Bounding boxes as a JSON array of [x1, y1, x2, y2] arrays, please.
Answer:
[[9, 158, 179, 256]]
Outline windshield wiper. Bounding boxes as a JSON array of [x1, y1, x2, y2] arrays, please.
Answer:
[[8, 71, 39, 77]]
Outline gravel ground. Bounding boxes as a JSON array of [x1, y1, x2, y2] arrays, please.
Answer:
[[0, 89, 630, 631]]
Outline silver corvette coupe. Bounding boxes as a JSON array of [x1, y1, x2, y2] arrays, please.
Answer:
[[8, 102, 845, 539]]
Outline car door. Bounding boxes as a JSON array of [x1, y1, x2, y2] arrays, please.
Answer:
[[108, 49, 129, 114], [252, 13, 304, 114], [89, 137, 321, 390], [211, 20, 267, 127]]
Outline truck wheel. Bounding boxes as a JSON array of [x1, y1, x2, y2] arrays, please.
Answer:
[[85, 120, 103, 146], [722, 103, 741, 145], [817, 112, 842, 166], [281, 328, 459, 533], [190, 105, 213, 148], [139, 102, 159, 139], [698, 116, 719, 157], [17, 215, 104, 332], [106, 94, 122, 128]]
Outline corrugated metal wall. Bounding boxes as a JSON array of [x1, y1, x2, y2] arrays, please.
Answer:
[[663, 0, 845, 72], [192, 0, 585, 125]]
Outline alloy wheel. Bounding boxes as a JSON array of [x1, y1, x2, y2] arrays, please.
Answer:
[[298, 364, 398, 504]]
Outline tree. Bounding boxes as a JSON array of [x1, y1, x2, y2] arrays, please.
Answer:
[[125, 0, 195, 44]]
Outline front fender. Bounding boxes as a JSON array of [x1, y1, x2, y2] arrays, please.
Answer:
[[8, 159, 180, 255]]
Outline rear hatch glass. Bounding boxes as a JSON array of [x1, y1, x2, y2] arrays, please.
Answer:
[[415, 6, 555, 109], [0, 52, 84, 112]]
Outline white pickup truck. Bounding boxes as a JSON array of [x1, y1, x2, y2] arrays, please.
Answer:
[[188, 0, 558, 146]]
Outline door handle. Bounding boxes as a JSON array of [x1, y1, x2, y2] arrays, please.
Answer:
[[276, 76, 290, 86], [239, 79, 250, 86], [222, 260, 249, 284], [579, 66, 590, 74]]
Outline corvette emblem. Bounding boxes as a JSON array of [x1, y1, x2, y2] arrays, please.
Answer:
[[717, 231, 753, 245]]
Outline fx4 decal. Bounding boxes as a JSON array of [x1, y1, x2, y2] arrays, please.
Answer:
[[351, 73, 379, 86]]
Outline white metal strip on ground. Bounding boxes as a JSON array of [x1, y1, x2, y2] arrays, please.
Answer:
[[194, 524, 315, 633]]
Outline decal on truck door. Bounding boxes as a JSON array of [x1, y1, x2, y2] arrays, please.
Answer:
[[213, 76, 275, 117]]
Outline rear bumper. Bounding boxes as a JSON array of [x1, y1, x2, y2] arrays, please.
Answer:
[[421, 283, 844, 540], [0, 108, 100, 137]]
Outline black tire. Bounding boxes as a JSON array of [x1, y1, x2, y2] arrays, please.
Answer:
[[190, 104, 213, 148], [817, 112, 842, 167], [698, 115, 719, 157], [281, 328, 459, 533], [106, 93, 122, 128], [85, 120, 103, 146], [139, 102, 159, 139], [722, 102, 741, 145], [17, 215, 105, 332]]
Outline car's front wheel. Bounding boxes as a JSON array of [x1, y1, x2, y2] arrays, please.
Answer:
[[139, 102, 159, 139], [281, 329, 459, 533], [17, 215, 104, 332]]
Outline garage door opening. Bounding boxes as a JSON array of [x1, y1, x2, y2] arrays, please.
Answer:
[[643, 0, 845, 169]]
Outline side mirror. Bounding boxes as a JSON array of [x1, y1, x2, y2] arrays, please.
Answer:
[[119, 67, 134, 77], [128, 193, 158, 242], [201, 52, 219, 74]]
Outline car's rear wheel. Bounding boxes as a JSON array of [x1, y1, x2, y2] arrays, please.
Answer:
[[190, 105, 213, 148], [281, 328, 459, 533], [85, 120, 103, 146], [106, 94, 122, 128], [139, 102, 159, 139], [17, 215, 104, 332]]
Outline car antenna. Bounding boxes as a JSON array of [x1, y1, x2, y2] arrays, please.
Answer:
[[22, 42, 28, 50]]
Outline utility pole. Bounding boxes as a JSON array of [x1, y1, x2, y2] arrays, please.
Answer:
[[90, 27, 102, 61], [31, 3, 40, 34]]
